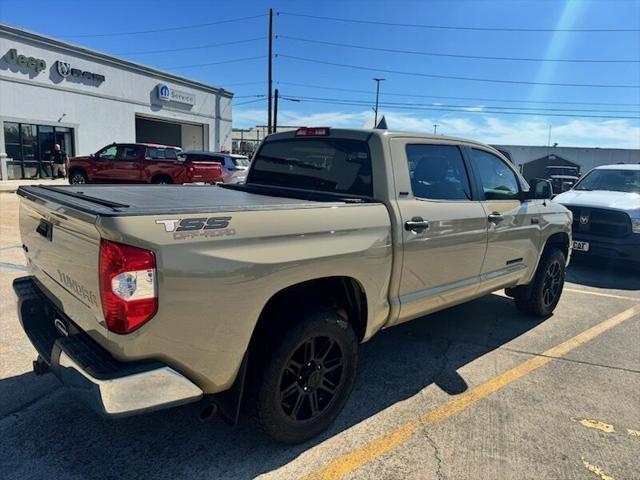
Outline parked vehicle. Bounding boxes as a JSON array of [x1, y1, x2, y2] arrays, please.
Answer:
[[554, 164, 639, 263], [68, 143, 222, 185], [178, 151, 250, 183], [15, 128, 571, 444], [544, 165, 581, 194]]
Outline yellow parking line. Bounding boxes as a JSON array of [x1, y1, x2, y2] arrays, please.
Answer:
[[575, 418, 615, 433], [301, 304, 640, 480], [564, 288, 639, 302], [582, 458, 615, 480]]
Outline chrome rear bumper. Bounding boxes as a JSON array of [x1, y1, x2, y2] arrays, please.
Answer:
[[14, 276, 203, 417]]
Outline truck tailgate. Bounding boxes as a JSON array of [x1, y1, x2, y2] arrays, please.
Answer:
[[19, 194, 107, 339], [188, 161, 222, 183]]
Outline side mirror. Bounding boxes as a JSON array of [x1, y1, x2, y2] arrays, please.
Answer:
[[89, 153, 95, 158], [527, 178, 553, 200]]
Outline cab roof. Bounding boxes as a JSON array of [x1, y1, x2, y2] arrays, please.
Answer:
[[265, 128, 502, 153]]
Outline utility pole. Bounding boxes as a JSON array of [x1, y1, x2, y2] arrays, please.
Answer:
[[433, 124, 439, 135], [373, 78, 385, 127], [267, 8, 273, 134], [273, 89, 279, 132]]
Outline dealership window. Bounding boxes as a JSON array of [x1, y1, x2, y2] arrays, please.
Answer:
[[3, 122, 75, 179]]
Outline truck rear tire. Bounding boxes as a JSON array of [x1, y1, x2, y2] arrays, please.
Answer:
[[514, 247, 566, 317], [249, 307, 358, 444]]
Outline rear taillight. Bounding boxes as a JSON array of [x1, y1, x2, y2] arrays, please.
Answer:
[[99, 239, 157, 334]]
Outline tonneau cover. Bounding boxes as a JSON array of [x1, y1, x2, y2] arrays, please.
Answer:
[[17, 184, 351, 217]]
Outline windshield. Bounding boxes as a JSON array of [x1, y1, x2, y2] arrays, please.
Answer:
[[249, 138, 373, 197], [574, 169, 640, 194], [233, 157, 250, 167]]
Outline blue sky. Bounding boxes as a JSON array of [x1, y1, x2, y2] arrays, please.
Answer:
[[1, 0, 639, 147]]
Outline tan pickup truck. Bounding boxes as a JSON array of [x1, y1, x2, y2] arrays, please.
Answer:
[[14, 128, 571, 443]]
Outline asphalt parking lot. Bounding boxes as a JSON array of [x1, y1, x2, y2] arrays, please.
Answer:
[[0, 191, 638, 480]]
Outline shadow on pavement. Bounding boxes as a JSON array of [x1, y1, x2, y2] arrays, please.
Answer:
[[567, 256, 640, 291], [0, 294, 544, 480]]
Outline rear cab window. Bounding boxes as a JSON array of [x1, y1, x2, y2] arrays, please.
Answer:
[[406, 144, 472, 200], [249, 138, 373, 197]]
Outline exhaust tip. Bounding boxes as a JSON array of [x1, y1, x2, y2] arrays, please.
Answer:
[[199, 403, 218, 422]]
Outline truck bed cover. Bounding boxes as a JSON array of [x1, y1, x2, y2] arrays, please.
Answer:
[[17, 184, 362, 217]]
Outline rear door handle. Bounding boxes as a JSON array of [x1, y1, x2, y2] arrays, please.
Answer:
[[405, 217, 430, 233], [488, 213, 504, 224]]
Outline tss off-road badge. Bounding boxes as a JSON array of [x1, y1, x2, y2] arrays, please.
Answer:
[[156, 217, 235, 240]]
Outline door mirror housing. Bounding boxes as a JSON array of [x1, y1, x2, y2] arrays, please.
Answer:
[[526, 178, 553, 200]]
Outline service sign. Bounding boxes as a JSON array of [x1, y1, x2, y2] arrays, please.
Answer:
[[156, 83, 195, 106]]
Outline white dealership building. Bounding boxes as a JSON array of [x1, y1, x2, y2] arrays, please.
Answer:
[[0, 23, 233, 179]]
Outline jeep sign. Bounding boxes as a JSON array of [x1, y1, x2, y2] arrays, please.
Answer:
[[5, 48, 46, 73]]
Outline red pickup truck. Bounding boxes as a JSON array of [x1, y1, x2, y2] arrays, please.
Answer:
[[67, 143, 222, 185]]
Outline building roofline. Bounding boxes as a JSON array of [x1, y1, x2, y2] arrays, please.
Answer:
[[0, 23, 233, 98], [493, 144, 639, 152]]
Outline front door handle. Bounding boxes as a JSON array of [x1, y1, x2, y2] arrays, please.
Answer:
[[488, 212, 504, 224], [405, 217, 430, 233]]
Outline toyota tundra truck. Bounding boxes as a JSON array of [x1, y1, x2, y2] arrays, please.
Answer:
[[14, 128, 572, 443]]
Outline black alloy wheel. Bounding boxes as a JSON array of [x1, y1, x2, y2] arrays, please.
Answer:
[[279, 335, 344, 421], [248, 306, 358, 444], [542, 258, 563, 307], [514, 247, 566, 317]]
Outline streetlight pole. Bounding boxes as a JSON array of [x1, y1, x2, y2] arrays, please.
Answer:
[[433, 124, 439, 135], [273, 89, 279, 132], [373, 78, 385, 127], [267, 8, 273, 134]]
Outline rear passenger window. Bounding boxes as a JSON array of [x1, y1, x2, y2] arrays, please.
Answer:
[[118, 146, 140, 160], [470, 149, 520, 200], [406, 144, 472, 200]]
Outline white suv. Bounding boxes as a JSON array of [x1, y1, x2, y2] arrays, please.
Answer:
[[179, 152, 250, 183]]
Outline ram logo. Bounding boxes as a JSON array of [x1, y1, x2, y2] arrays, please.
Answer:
[[56, 61, 71, 77], [156, 217, 232, 232]]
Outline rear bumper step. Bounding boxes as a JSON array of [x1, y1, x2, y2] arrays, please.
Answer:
[[13, 276, 203, 417]]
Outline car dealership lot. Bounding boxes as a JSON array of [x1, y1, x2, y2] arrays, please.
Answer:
[[0, 192, 638, 480]]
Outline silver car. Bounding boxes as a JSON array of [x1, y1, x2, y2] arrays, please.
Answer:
[[179, 152, 250, 183]]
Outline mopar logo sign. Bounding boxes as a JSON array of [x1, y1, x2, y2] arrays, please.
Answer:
[[158, 83, 171, 100], [156, 83, 195, 106]]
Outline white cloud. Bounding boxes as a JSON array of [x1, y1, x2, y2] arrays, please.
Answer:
[[233, 107, 640, 149]]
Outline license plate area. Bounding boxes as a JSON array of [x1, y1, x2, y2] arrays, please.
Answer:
[[573, 240, 590, 252]]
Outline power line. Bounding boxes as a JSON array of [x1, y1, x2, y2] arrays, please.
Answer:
[[277, 81, 639, 107], [281, 94, 640, 114], [277, 35, 640, 64], [115, 37, 266, 56], [162, 55, 264, 70], [234, 94, 267, 99], [277, 12, 640, 33], [280, 95, 640, 120], [234, 98, 268, 106], [62, 14, 267, 38], [277, 54, 640, 89]]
